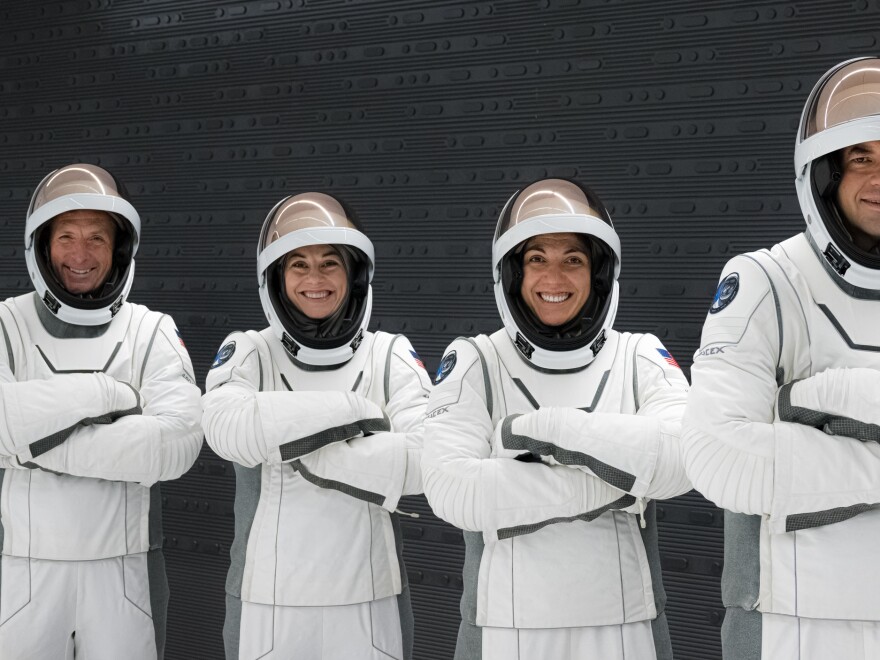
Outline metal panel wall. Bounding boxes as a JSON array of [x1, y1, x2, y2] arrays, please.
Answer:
[[1, 2, 877, 658]]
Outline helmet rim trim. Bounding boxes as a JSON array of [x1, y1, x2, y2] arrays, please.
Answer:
[[25, 193, 140, 252], [257, 226, 375, 283], [492, 213, 621, 283], [795, 119, 880, 176]]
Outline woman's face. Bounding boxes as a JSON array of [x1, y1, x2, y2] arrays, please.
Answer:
[[519, 232, 591, 326], [283, 244, 348, 320]]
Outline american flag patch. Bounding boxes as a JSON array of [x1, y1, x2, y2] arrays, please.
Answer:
[[410, 350, 426, 370], [175, 328, 186, 349], [657, 348, 680, 369]]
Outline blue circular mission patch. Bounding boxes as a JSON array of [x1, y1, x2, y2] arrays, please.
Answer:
[[709, 272, 739, 315], [434, 350, 457, 384], [211, 341, 236, 369]]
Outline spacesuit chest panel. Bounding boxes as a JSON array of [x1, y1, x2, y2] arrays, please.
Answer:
[[262, 328, 377, 399], [1, 295, 152, 561], [476, 330, 655, 629], [16, 296, 138, 381], [242, 331, 402, 607], [781, 235, 880, 375], [761, 235, 880, 621], [488, 329, 626, 416]]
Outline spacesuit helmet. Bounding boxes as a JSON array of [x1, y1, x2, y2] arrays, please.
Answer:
[[25, 163, 140, 326], [257, 192, 374, 366], [493, 178, 621, 370], [795, 56, 880, 290]]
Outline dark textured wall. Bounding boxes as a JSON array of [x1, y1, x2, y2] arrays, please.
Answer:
[[1, 2, 878, 658]]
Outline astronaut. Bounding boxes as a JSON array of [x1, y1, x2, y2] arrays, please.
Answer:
[[422, 178, 691, 660], [682, 58, 880, 659], [0, 164, 202, 659], [202, 193, 431, 660]]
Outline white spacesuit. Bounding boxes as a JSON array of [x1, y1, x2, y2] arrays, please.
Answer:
[[0, 164, 202, 659], [683, 58, 880, 659], [202, 193, 431, 660], [422, 179, 690, 660]]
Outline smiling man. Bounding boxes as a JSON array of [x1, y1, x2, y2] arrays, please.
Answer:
[[835, 140, 880, 252], [422, 178, 691, 660], [683, 58, 880, 659], [0, 163, 202, 659], [48, 208, 117, 294]]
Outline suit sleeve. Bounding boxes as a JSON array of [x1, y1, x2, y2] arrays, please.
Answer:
[[27, 315, 203, 486], [493, 334, 690, 502], [0, 325, 142, 465], [295, 335, 432, 512], [682, 256, 880, 533], [202, 332, 389, 468], [421, 338, 633, 542]]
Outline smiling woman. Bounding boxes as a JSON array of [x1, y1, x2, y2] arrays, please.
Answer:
[[202, 191, 432, 660], [520, 232, 592, 327], [422, 178, 691, 660], [283, 244, 349, 320]]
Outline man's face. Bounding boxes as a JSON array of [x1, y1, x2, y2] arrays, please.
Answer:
[[836, 140, 880, 250], [283, 244, 349, 320], [520, 232, 591, 326], [48, 210, 116, 295]]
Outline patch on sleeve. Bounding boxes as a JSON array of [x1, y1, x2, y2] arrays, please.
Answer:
[[409, 349, 426, 371], [175, 328, 186, 349], [434, 350, 457, 384], [656, 348, 680, 369], [709, 272, 739, 314], [211, 341, 236, 369]]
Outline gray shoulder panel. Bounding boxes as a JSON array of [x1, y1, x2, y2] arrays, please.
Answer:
[[464, 337, 493, 420], [742, 253, 784, 381], [137, 312, 166, 388], [384, 333, 403, 406], [0, 316, 14, 375]]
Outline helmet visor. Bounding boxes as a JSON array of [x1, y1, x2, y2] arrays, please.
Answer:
[[803, 60, 880, 140], [495, 179, 610, 243], [259, 192, 357, 251]]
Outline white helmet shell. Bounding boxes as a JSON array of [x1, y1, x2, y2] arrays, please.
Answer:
[[257, 193, 375, 367], [25, 164, 140, 326], [493, 179, 622, 371], [795, 57, 880, 291]]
